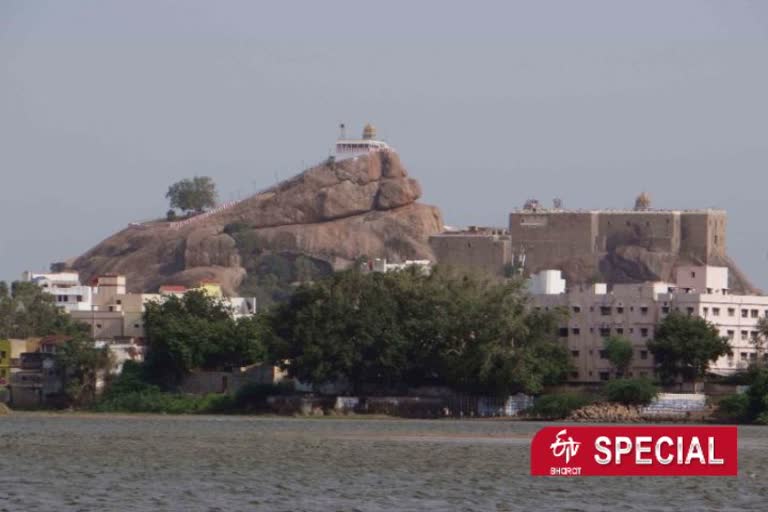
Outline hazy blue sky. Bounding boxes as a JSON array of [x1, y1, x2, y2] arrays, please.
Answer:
[[2, 1, 767, 287]]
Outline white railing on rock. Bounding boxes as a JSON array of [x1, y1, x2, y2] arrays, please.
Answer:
[[168, 200, 240, 230]]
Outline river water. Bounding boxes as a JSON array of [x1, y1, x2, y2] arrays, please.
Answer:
[[0, 413, 765, 511]]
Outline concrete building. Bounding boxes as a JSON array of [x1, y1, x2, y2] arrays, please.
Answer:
[[21, 271, 93, 312], [8, 337, 65, 408], [429, 226, 512, 278], [69, 275, 160, 340], [528, 269, 566, 295], [530, 266, 768, 383], [1, 339, 42, 399]]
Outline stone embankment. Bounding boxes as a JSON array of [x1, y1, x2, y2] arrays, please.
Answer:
[[568, 393, 713, 423], [568, 403, 643, 422]]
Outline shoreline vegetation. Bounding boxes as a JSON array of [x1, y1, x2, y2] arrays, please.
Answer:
[[2, 267, 767, 424]]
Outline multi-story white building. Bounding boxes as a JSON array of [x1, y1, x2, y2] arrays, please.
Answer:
[[21, 271, 93, 312], [530, 266, 768, 383]]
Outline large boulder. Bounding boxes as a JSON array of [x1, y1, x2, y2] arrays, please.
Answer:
[[67, 150, 443, 294]]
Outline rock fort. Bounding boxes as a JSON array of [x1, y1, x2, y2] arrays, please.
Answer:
[[431, 194, 756, 293], [65, 148, 443, 301]]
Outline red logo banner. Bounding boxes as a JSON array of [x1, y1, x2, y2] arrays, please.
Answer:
[[531, 426, 738, 476]]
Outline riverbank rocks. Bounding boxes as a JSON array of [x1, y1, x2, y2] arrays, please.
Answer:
[[568, 403, 643, 423]]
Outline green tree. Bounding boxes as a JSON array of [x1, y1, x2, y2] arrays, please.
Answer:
[[264, 266, 571, 395], [603, 378, 658, 405], [165, 176, 217, 214], [0, 281, 87, 339], [603, 335, 633, 378], [57, 335, 113, 406], [647, 312, 731, 384], [143, 290, 265, 388]]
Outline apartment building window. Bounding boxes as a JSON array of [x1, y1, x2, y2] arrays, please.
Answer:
[[713, 308, 720, 317], [134, 323, 140, 329], [599, 328, 611, 337], [571, 350, 580, 358], [741, 330, 749, 341], [703, 307, 709, 316], [640, 306, 649, 315], [572, 306, 581, 313], [599, 350, 608, 359], [662, 306, 670, 314], [558, 328, 569, 337], [600, 306, 611, 316], [765, 310, 768, 318], [686, 307, 694, 315], [640, 327, 649, 338], [750, 353, 757, 360], [742, 309, 749, 318], [640, 350, 648, 360], [741, 352, 748, 361], [96, 323, 102, 329], [76, 295, 83, 302], [571, 327, 581, 335], [752, 309, 759, 318], [616, 306, 624, 314], [599, 372, 610, 381], [117, 300, 122, 305], [615, 327, 624, 335], [728, 308, 735, 317], [570, 371, 579, 380], [752, 331, 759, 340], [727, 330, 735, 340]]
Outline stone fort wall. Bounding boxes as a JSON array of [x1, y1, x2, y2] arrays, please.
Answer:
[[429, 209, 743, 290], [429, 228, 512, 278], [507, 209, 727, 279]]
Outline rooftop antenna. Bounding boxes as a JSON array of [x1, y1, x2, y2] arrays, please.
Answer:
[[339, 123, 346, 139]]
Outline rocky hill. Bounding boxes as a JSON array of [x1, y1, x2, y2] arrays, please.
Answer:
[[67, 150, 443, 301]]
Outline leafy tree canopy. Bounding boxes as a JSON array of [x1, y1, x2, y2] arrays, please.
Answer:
[[604, 335, 633, 377], [143, 290, 266, 389], [166, 176, 217, 214], [647, 312, 731, 383], [0, 281, 88, 339], [264, 267, 571, 395]]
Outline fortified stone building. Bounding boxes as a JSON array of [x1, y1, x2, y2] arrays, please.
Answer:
[[431, 194, 755, 293]]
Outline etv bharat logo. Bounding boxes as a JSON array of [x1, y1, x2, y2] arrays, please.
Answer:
[[550, 429, 581, 464], [531, 426, 739, 477]]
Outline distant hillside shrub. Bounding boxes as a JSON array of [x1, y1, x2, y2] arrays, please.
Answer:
[[603, 378, 658, 405], [715, 394, 749, 423], [527, 393, 593, 420]]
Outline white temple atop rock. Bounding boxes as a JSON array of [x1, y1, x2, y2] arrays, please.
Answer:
[[334, 123, 390, 161]]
